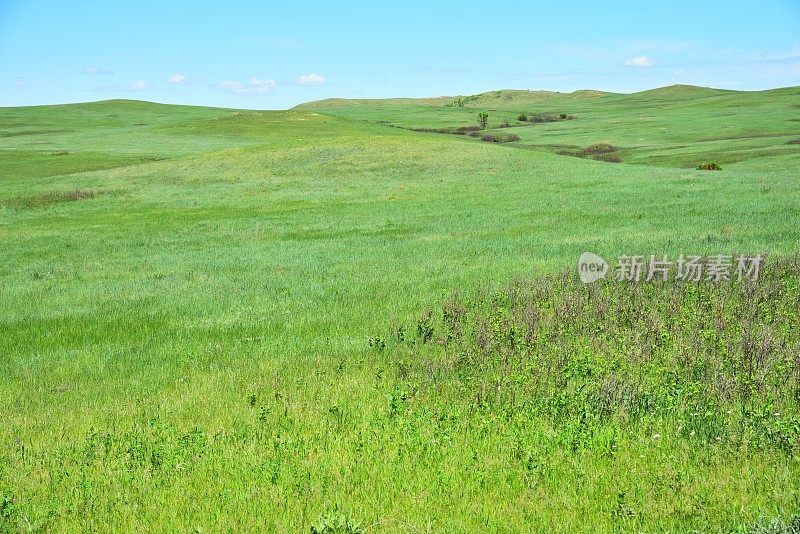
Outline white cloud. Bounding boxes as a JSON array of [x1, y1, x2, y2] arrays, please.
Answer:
[[297, 73, 326, 86], [625, 56, 656, 68], [220, 78, 277, 95], [13, 76, 27, 88], [82, 66, 113, 75], [132, 80, 150, 91], [167, 73, 188, 84]]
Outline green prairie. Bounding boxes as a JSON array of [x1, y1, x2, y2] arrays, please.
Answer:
[[1, 86, 800, 531]]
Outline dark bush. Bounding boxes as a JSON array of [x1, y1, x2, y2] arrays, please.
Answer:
[[527, 113, 574, 123], [583, 143, 618, 155], [518, 113, 528, 121], [557, 143, 620, 160], [697, 162, 722, 171], [411, 127, 452, 134], [479, 133, 519, 143], [593, 153, 621, 163], [787, 139, 800, 145], [411, 125, 480, 135]]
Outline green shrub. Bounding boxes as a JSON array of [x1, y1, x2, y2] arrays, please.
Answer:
[[310, 509, 363, 534]]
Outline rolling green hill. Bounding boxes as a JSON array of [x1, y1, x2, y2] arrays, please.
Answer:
[[296, 85, 800, 170], [1, 89, 800, 531]]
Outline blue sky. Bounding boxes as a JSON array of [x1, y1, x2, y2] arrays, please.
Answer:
[[1, 0, 798, 109]]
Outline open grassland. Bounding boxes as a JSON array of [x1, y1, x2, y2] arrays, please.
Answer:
[[296, 85, 800, 172], [1, 91, 800, 531]]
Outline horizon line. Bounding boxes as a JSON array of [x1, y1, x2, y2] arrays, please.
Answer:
[[2, 82, 798, 111]]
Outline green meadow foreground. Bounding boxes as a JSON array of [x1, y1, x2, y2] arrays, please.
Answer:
[[1, 86, 800, 531]]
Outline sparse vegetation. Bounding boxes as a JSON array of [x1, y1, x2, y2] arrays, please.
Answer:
[[6, 188, 97, 210]]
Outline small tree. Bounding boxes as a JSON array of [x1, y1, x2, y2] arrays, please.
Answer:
[[478, 112, 489, 130], [518, 113, 528, 122]]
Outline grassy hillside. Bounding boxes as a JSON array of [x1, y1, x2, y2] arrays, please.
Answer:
[[1, 93, 800, 531], [296, 85, 800, 171]]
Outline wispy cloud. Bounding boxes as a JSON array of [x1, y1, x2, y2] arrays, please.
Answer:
[[13, 76, 27, 88], [82, 66, 113, 75], [91, 80, 151, 92], [297, 73, 326, 86], [220, 78, 277, 95], [167, 73, 188, 84], [625, 56, 656, 68]]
